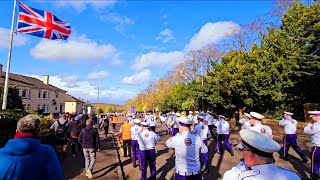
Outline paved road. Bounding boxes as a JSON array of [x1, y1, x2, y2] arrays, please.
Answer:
[[63, 116, 313, 179], [117, 118, 312, 180], [61, 125, 120, 180]]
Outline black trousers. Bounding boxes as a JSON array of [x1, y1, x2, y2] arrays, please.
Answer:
[[112, 123, 116, 131], [71, 138, 81, 155], [123, 140, 131, 157], [104, 123, 109, 135]]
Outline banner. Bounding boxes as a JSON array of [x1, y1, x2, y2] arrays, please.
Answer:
[[130, 106, 136, 114]]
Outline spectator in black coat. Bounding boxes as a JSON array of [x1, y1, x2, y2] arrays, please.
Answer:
[[68, 115, 83, 157], [78, 119, 100, 179]]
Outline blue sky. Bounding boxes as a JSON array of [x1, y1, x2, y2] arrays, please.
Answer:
[[0, 0, 275, 105]]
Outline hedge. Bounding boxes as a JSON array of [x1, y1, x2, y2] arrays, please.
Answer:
[[0, 110, 55, 148]]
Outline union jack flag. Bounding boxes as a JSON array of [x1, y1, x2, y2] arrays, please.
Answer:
[[17, 2, 71, 40]]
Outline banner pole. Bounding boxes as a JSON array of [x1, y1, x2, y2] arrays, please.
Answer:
[[2, 0, 18, 110]]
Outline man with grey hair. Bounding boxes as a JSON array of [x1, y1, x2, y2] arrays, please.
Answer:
[[79, 119, 100, 179], [0, 114, 62, 179]]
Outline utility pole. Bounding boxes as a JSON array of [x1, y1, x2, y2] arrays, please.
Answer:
[[201, 60, 204, 112]]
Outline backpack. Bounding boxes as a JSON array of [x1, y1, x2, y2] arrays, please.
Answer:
[[55, 120, 67, 138]]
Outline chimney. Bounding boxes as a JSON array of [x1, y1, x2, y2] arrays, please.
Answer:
[[43, 75, 49, 85], [0, 64, 2, 74]]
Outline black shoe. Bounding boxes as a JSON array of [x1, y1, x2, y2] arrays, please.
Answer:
[[231, 151, 234, 156], [280, 156, 288, 161], [301, 159, 308, 163]]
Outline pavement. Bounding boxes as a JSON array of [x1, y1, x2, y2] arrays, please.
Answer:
[[61, 123, 122, 180], [63, 117, 313, 180]]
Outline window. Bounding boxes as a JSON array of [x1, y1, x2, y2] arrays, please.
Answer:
[[37, 105, 41, 110], [46, 105, 49, 112], [48, 91, 50, 99], [21, 89, 27, 98], [16, 88, 20, 96], [28, 90, 31, 99], [38, 90, 41, 99], [55, 105, 58, 111], [43, 91, 47, 99], [42, 104, 46, 110], [22, 104, 26, 109], [27, 104, 30, 110], [55, 92, 59, 98]]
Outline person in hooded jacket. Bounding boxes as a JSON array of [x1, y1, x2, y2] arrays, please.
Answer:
[[68, 115, 83, 158], [78, 119, 100, 179], [0, 114, 62, 180]]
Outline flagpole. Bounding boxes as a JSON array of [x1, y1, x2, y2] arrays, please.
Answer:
[[2, 0, 18, 110]]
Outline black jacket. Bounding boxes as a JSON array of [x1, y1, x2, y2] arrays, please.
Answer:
[[68, 120, 83, 138], [78, 125, 100, 149]]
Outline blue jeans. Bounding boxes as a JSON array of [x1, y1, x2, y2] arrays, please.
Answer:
[[83, 148, 96, 171]]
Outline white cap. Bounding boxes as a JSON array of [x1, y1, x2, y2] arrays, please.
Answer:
[[195, 111, 199, 114], [250, 112, 264, 120], [181, 112, 185, 115], [284, 111, 293, 116], [197, 115, 205, 120], [237, 129, 281, 156], [176, 113, 181, 117], [310, 115, 314, 118], [189, 111, 193, 114], [308, 111, 320, 116], [74, 116, 80, 120], [219, 115, 225, 119], [134, 119, 141, 124], [178, 116, 193, 126], [141, 121, 149, 127], [244, 113, 251, 118]]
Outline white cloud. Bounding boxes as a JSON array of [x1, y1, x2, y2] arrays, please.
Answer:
[[0, 27, 28, 48], [99, 12, 134, 33], [30, 75, 135, 104], [122, 69, 151, 85], [132, 51, 184, 70], [30, 35, 119, 62], [162, 15, 168, 19], [185, 21, 240, 51], [55, 0, 116, 12], [87, 71, 109, 80], [156, 28, 175, 43], [139, 44, 166, 51]]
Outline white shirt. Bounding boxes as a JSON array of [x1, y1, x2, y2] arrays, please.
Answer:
[[187, 114, 193, 121], [167, 116, 179, 128], [128, 117, 135, 125], [149, 117, 157, 127], [130, 124, 142, 140], [304, 121, 320, 145], [166, 131, 208, 173], [193, 122, 209, 140], [137, 129, 160, 151], [50, 118, 68, 131], [248, 123, 273, 138], [239, 118, 251, 129], [193, 115, 198, 124], [206, 114, 214, 125], [279, 118, 297, 134], [215, 120, 230, 134], [223, 162, 300, 180]]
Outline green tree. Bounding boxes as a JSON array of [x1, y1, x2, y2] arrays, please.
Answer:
[[0, 85, 23, 109]]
